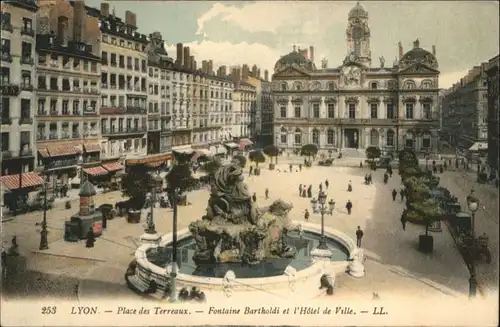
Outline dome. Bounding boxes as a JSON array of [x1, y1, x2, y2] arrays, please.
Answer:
[[348, 2, 368, 19], [274, 49, 315, 72], [399, 43, 439, 69]]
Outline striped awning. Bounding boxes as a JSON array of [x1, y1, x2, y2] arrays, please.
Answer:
[[239, 138, 253, 150], [38, 148, 50, 158], [0, 172, 44, 190], [84, 143, 101, 153], [47, 145, 78, 157], [83, 166, 108, 176], [102, 162, 124, 172], [146, 161, 164, 168], [192, 149, 212, 162]]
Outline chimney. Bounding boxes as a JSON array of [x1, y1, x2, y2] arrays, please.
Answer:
[[299, 48, 308, 58], [130, 13, 137, 27], [193, 60, 197, 70], [220, 65, 227, 77], [309, 46, 314, 62], [202, 60, 208, 74], [125, 11, 133, 26], [232, 67, 241, 83], [208, 60, 213, 75], [413, 39, 420, 49], [252, 64, 258, 77], [73, 0, 85, 42], [264, 69, 269, 81], [183, 47, 190, 69], [432, 45, 436, 56], [257, 68, 261, 79], [57, 16, 69, 46], [176, 43, 183, 68], [189, 56, 195, 71], [100, 2, 110, 17], [242, 64, 249, 80], [398, 41, 403, 59]]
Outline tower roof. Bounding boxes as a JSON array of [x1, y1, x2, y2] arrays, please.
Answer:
[[349, 2, 368, 19]]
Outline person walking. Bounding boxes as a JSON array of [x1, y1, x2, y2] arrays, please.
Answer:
[[345, 200, 353, 215], [319, 183, 323, 192], [85, 227, 96, 248], [249, 166, 253, 176], [265, 188, 269, 200], [304, 209, 310, 221], [347, 181, 352, 192], [399, 189, 405, 201], [355, 226, 363, 247], [401, 215, 407, 231], [299, 164, 302, 172], [289, 164, 293, 172], [252, 193, 257, 202], [392, 189, 397, 201], [299, 184, 303, 196], [325, 179, 329, 189]]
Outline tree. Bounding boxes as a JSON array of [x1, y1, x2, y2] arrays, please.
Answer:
[[197, 155, 211, 163], [263, 144, 279, 164], [365, 146, 381, 162], [166, 151, 197, 193], [248, 150, 266, 167], [300, 144, 318, 160], [406, 198, 445, 236], [201, 157, 222, 177], [121, 164, 153, 210], [232, 155, 247, 168]]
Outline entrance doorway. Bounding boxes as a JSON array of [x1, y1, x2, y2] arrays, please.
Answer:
[[344, 129, 359, 148]]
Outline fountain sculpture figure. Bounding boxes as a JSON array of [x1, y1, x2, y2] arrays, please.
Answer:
[[189, 162, 297, 265]]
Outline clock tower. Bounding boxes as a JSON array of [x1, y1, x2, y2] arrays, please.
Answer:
[[346, 2, 371, 66]]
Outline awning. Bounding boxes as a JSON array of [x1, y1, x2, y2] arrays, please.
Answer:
[[102, 162, 124, 172], [1, 172, 44, 190], [38, 148, 50, 158], [223, 142, 239, 149], [210, 145, 227, 155], [173, 146, 194, 154], [469, 142, 488, 151], [147, 161, 163, 168], [84, 143, 101, 153], [192, 149, 212, 162], [47, 145, 78, 157], [83, 166, 108, 176], [239, 138, 253, 150]]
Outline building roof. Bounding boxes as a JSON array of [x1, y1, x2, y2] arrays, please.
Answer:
[[36, 35, 100, 61], [274, 49, 316, 73], [348, 2, 368, 19]]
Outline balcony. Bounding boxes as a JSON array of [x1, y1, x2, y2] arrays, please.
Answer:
[[126, 106, 147, 114], [72, 132, 80, 139], [102, 84, 108, 89], [1, 52, 12, 63], [37, 134, 47, 141], [21, 83, 34, 92], [1, 150, 12, 159], [160, 146, 172, 153], [1, 23, 13, 33], [101, 127, 146, 136], [127, 64, 133, 70], [19, 117, 33, 124], [20, 56, 34, 66], [0, 84, 21, 96], [2, 117, 12, 125], [20, 149, 33, 157], [21, 27, 35, 37], [49, 133, 58, 140], [100, 106, 125, 115], [160, 128, 172, 135], [110, 61, 117, 67], [47, 159, 78, 169], [61, 132, 70, 139], [49, 110, 58, 116]]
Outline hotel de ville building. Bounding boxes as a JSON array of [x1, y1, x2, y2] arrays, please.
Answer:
[[272, 2, 441, 155]]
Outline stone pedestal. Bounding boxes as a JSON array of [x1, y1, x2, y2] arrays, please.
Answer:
[[140, 232, 162, 245], [348, 248, 365, 278], [311, 247, 333, 260]]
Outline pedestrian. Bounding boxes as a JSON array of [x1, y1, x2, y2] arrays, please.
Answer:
[[299, 184, 303, 196], [439, 165, 444, 174], [302, 188, 307, 198], [325, 179, 329, 189], [355, 226, 363, 247], [345, 200, 353, 215], [307, 185, 312, 198], [359, 161, 363, 168], [252, 193, 257, 202], [401, 215, 407, 231], [319, 183, 323, 192], [383, 173, 388, 184], [304, 158, 307, 165], [433, 165, 437, 174], [347, 180, 352, 192], [265, 188, 269, 200], [85, 227, 96, 248], [1, 247, 7, 278], [304, 209, 310, 221], [299, 164, 302, 172], [289, 164, 292, 172], [392, 189, 397, 201], [399, 189, 405, 201], [249, 166, 253, 176]]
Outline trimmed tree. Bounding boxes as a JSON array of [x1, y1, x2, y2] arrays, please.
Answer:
[[365, 146, 381, 162], [248, 150, 266, 175], [263, 144, 279, 164], [166, 150, 197, 193], [121, 163, 153, 210], [300, 144, 319, 161], [232, 154, 247, 168]]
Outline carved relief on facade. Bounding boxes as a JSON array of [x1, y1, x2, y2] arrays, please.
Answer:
[[344, 96, 359, 104], [309, 96, 322, 103], [325, 96, 338, 103], [383, 96, 397, 103], [367, 96, 380, 103], [291, 97, 303, 104], [402, 95, 417, 103], [310, 81, 322, 91], [418, 95, 434, 103], [276, 96, 289, 104]]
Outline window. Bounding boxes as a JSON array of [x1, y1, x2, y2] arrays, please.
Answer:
[[281, 83, 287, 91], [405, 103, 414, 119], [405, 133, 414, 148], [312, 129, 319, 145], [327, 129, 335, 145], [294, 106, 301, 118], [422, 134, 431, 148], [50, 77, 58, 90], [21, 71, 31, 86], [1, 38, 11, 56], [1, 12, 12, 29], [404, 81, 416, 89], [328, 82, 335, 91], [327, 103, 335, 118], [313, 103, 320, 118], [1, 67, 9, 84], [421, 80, 432, 89], [348, 103, 356, 119], [280, 128, 287, 144], [370, 129, 379, 146], [101, 51, 108, 65], [21, 99, 30, 117], [1, 132, 9, 151], [422, 103, 431, 120], [119, 55, 124, 68], [21, 41, 32, 59], [110, 53, 117, 66], [280, 106, 287, 118], [370, 82, 378, 90], [370, 103, 378, 119], [386, 103, 394, 119], [294, 128, 301, 145], [386, 130, 395, 146]]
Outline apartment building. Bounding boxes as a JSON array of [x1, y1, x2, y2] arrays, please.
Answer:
[[231, 65, 257, 141], [245, 65, 273, 147], [486, 55, 499, 171], [441, 63, 489, 150], [35, 0, 101, 186], [85, 4, 149, 166], [1, 0, 38, 178]]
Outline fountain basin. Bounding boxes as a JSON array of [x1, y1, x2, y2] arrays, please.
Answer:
[[128, 221, 357, 300]]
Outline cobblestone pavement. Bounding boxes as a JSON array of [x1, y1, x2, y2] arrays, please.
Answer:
[[0, 163, 482, 302]]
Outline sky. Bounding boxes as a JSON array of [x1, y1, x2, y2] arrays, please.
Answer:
[[85, 0, 499, 89]]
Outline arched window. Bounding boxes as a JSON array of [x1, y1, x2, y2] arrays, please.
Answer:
[[312, 129, 319, 145], [404, 80, 416, 90], [294, 128, 302, 145], [370, 129, 379, 146], [327, 129, 335, 145], [370, 82, 378, 90], [294, 81, 302, 90], [421, 80, 433, 89], [328, 82, 336, 91], [312, 81, 321, 91], [386, 129, 395, 146], [280, 127, 287, 144]]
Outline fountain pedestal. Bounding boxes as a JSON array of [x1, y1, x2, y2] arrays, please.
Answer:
[[310, 247, 332, 260], [140, 232, 162, 245], [348, 248, 365, 278]]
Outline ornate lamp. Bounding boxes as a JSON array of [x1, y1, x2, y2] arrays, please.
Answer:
[[466, 188, 479, 298], [318, 191, 327, 205], [310, 197, 318, 213], [466, 189, 479, 213], [328, 199, 336, 213]]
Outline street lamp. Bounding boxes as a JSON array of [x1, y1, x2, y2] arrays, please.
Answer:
[[310, 191, 335, 250], [145, 173, 163, 234], [36, 175, 49, 250], [466, 188, 479, 298], [169, 186, 180, 302], [79, 125, 92, 187]]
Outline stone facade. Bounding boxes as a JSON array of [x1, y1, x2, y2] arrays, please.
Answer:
[[486, 55, 499, 170], [272, 3, 440, 154]]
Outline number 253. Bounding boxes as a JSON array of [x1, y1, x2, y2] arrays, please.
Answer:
[[41, 306, 57, 315]]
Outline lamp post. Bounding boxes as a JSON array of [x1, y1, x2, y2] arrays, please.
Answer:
[[37, 175, 49, 250], [310, 191, 335, 250], [466, 188, 479, 298], [145, 173, 163, 234], [79, 125, 92, 187], [169, 186, 179, 302]]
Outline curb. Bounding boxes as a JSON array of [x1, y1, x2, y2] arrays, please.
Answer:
[[31, 250, 107, 263]]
